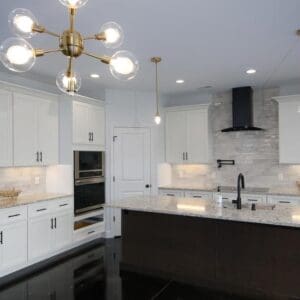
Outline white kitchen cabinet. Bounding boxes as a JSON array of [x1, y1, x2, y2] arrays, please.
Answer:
[[165, 111, 186, 163], [165, 105, 211, 164], [28, 197, 73, 263], [159, 189, 185, 197], [0, 206, 28, 275], [14, 92, 58, 166], [73, 100, 105, 148], [185, 190, 213, 200], [0, 89, 13, 167], [274, 95, 300, 164]]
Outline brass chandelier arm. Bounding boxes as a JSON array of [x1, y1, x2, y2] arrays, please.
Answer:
[[34, 49, 62, 57], [32, 24, 60, 38], [82, 51, 111, 64], [83, 33, 106, 41], [69, 8, 77, 33], [66, 56, 74, 76]]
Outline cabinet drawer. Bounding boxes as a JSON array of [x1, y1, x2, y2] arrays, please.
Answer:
[[28, 201, 53, 218], [159, 189, 184, 198], [185, 191, 212, 200], [268, 195, 300, 206], [52, 197, 73, 212], [73, 223, 104, 242], [0, 206, 27, 225], [243, 194, 267, 204]]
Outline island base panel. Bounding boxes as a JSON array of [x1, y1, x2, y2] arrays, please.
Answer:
[[121, 210, 300, 300]]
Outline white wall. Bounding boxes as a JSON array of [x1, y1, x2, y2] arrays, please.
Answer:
[[104, 89, 165, 237]]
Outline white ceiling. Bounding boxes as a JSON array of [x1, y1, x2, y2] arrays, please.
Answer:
[[1, 0, 300, 97]]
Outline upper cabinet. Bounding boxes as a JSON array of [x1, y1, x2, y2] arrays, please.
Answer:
[[0, 89, 13, 167], [165, 105, 212, 164], [274, 95, 300, 164], [73, 100, 105, 150]]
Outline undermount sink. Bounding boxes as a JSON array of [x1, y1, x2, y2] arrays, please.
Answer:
[[222, 203, 276, 211]]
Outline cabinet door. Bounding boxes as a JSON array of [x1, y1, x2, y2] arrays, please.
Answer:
[[38, 98, 59, 165], [53, 211, 73, 252], [89, 105, 105, 147], [278, 100, 300, 163], [166, 111, 187, 163], [0, 90, 13, 167], [0, 282, 27, 300], [28, 215, 53, 262], [1, 220, 27, 271], [14, 93, 39, 166], [186, 109, 209, 163], [73, 101, 89, 144]]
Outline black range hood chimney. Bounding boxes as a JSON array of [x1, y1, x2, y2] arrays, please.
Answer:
[[222, 86, 264, 132]]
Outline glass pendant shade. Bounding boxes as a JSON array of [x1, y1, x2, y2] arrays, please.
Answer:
[[100, 22, 124, 49], [0, 37, 36, 72], [154, 114, 161, 125], [59, 0, 89, 9], [56, 70, 81, 95], [8, 8, 38, 38], [109, 50, 139, 81]]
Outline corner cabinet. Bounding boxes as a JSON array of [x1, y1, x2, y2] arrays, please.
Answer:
[[73, 100, 105, 150], [13, 92, 59, 166], [165, 104, 212, 164], [274, 95, 300, 164]]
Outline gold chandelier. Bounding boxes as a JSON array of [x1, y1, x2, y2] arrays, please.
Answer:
[[0, 0, 139, 95]]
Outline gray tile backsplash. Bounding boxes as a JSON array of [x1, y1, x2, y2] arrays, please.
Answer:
[[171, 88, 300, 192]]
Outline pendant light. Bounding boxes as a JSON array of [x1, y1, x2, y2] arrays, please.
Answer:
[[151, 57, 162, 125]]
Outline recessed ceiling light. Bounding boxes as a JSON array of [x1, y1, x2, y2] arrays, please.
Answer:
[[176, 79, 184, 84], [246, 69, 256, 74], [90, 73, 100, 78]]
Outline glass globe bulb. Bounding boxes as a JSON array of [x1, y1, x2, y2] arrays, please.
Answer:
[[100, 22, 124, 49], [8, 8, 38, 38], [56, 70, 81, 95], [59, 0, 89, 9], [109, 50, 139, 81], [0, 37, 36, 72], [154, 115, 161, 125]]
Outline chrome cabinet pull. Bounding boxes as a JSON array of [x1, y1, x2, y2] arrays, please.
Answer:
[[186, 152, 188, 160], [54, 218, 57, 229], [92, 132, 94, 141], [40, 152, 43, 162], [59, 203, 68, 207], [0, 231, 3, 245], [182, 152, 185, 161], [36, 152, 39, 162], [279, 201, 291, 204], [51, 218, 53, 229], [193, 195, 202, 198], [248, 199, 258, 202], [88, 230, 95, 235], [166, 193, 175, 197]]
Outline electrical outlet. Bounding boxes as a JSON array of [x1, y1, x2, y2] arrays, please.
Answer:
[[34, 176, 40, 185]]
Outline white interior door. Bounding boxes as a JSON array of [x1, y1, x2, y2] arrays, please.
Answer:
[[113, 127, 151, 236]]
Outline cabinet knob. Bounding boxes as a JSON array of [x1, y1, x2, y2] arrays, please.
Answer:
[[145, 184, 151, 188]]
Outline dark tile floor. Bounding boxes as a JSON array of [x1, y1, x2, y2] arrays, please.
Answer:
[[0, 238, 257, 300]]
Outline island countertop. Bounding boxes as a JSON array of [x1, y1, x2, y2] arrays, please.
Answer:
[[107, 196, 300, 229]]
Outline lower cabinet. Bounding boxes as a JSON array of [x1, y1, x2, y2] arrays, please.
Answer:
[[0, 282, 27, 300], [0, 206, 28, 275], [28, 198, 73, 263]]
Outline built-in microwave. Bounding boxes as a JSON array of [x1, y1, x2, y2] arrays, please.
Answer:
[[74, 151, 105, 215]]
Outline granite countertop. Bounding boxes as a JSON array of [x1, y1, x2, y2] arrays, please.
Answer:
[[0, 193, 73, 209], [159, 184, 300, 197], [107, 196, 300, 229]]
